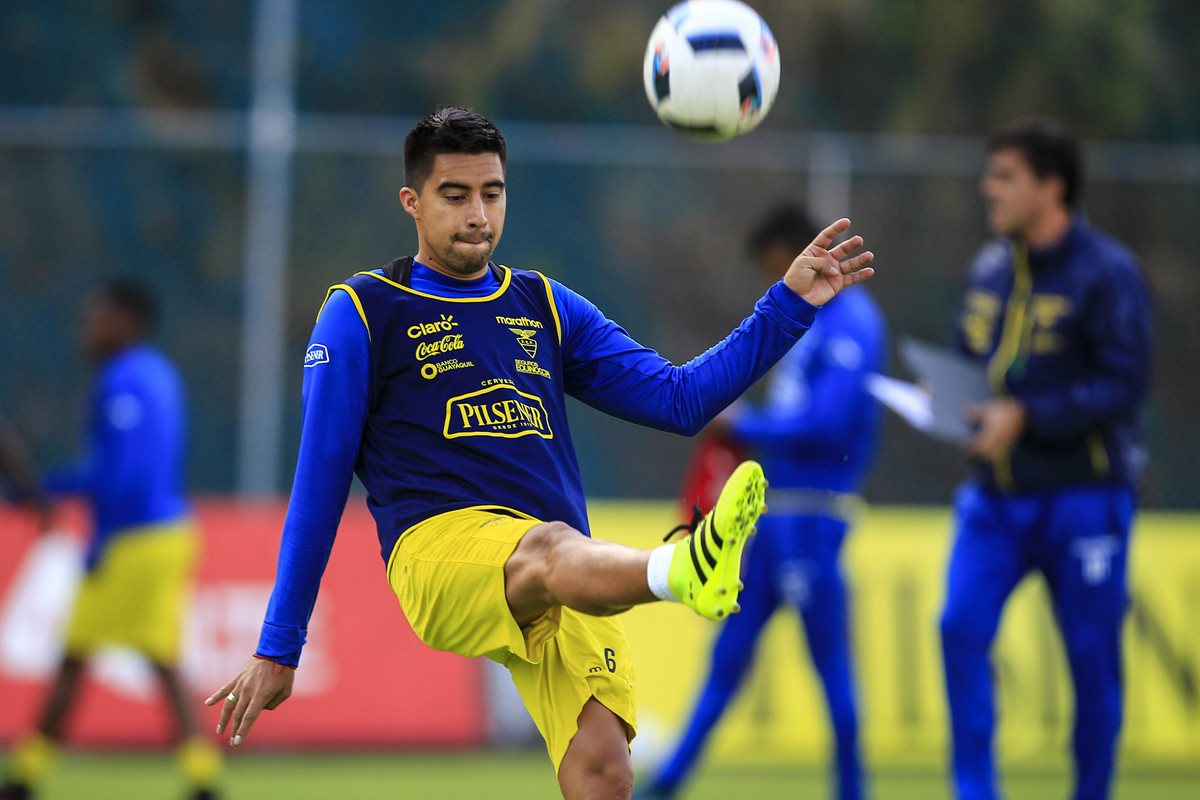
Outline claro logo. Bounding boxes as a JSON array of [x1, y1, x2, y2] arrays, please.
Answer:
[[408, 314, 458, 339], [444, 384, 553, 440]]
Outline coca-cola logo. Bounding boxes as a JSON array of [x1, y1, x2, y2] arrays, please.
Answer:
[[415, 334, 465, 361]]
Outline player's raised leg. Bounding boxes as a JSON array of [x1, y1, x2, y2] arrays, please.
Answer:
[[504, 461, 767, 625]]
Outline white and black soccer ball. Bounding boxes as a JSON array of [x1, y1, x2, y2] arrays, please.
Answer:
[[643, 0, 781, 142]]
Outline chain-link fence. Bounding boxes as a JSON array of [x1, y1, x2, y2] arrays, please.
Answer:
[[1, 1, 1197, 507]]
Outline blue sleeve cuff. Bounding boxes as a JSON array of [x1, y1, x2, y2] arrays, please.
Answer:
[[763, 281, 820, 332], [256, 621, 306, 668]]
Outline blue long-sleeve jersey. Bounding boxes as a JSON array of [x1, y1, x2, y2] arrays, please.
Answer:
[[44, 344, 189, 569], [730, 285, 885, 493], [956, 216, 1151, 492], [258, 259, 818, 666]]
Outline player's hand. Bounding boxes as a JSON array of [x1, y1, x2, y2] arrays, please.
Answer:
[[965, 398, 1026, 461], [205, 656, 295, 746], [782, 218, 875, 307]]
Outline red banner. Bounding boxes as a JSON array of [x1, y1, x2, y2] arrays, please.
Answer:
[[0, 500, 486, 748]]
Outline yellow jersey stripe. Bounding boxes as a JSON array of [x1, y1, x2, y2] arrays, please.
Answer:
[[985, 246, 1034, 492], [533, 270, 563, 344], [356, 266, 513, 303], [320, 284, 371, 341], [987, 245, 1032, 395], [1087, 431, 1112, 478]]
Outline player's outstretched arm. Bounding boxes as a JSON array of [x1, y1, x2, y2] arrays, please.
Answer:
[[782, 218, 875, 306], [0, 414, 52, 531], [205, 656, 295, 746]]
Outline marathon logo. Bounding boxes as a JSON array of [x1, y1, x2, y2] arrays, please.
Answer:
[[304, 343, 330, 367], [494, 315, 543, 329], [444, 384, 553, 440]]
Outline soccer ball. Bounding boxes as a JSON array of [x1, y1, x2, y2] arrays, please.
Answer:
[[643, 0, 781, 142]]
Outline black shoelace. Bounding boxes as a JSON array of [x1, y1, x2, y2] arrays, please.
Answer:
[[663, 502, 705, 542]]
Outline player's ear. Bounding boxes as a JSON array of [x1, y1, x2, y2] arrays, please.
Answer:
[[399, 186, 420, 220]]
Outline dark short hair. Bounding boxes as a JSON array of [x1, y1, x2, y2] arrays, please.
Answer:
[[746, 203, 818, 259], [404, 106, 507, 191], [97, 278, 157, 333], [987, 117, 1083, 208]]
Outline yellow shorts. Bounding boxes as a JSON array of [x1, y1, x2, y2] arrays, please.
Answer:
[[388, 506, 637, 770], [65, 519, 199, 665]]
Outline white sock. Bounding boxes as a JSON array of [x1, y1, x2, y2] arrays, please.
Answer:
[[647, 544, 679, 602]]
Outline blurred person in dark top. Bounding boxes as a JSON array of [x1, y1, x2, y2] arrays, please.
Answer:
[[939, 118, 1152, 800]]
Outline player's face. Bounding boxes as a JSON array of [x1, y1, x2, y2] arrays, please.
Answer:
[[980, 148, 1059, 238], [400, 152, 506, 279], [758, 242, 795, 285], [82, 295, 129, 361]]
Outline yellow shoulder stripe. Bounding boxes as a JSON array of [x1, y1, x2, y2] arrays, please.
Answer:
[[319, 284, 371, 342], [532, 270, 563, 344], [356, 266, 513, 303]]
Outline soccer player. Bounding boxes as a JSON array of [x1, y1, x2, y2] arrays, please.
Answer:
[[0, 281, 221, 800], [639, 205, 885, 800], [939, 119, 1151, 800], [207, 107, 875, 800]]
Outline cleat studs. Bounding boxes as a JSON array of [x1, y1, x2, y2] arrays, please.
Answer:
[[737, 581, 744, 591], [715, 609, 725, 619], [732, 603, 741, 614]]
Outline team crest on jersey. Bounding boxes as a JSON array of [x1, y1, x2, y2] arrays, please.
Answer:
[[304, 343, 330, 367], [444, 384, 553, 440], [509, 328, 538, 358]]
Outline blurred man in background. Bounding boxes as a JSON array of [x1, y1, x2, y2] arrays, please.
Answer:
[[939, 119, 1152, 800], [0, 280, 220, 800], [206, 107, 875, 800], [640, 205, 886, 800]]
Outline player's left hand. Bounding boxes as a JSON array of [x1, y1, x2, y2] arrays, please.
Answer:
[[782, 218, 875, 306], [965, 398, 1026, 461], [205, 655, 296, 746]]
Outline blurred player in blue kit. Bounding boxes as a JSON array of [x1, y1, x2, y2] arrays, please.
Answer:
[[0, 280, 221, 800], [207, 107, 876, 800], [639, 205, 886, 800], [939, 119, 1152, 800]]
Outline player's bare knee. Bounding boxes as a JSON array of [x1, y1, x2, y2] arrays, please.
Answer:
[[506, 521, 582, 618], [596, 757, 633, 799], [562, 751, 633, 800], [516, 522, 581, 582]]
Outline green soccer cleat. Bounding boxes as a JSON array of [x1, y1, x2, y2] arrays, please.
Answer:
[[667, 460, 766, 620]]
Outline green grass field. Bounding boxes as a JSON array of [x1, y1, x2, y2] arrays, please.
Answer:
[[21, 750, 1199, 799]]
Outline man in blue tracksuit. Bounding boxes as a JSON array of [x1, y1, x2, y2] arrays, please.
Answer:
[[940, 119, 1152, 800], [642, 205, 886, 800]]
